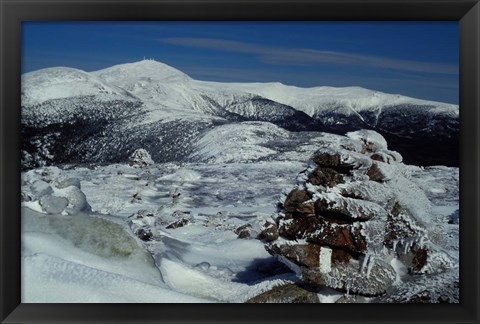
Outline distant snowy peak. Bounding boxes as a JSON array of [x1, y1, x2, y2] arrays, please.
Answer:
[[199, 81, 459, 118], [22, 67, 134, 106], [23, 60, 458, 120], [92, 60, 191, 87]]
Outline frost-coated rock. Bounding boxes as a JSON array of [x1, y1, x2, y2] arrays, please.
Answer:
[[59, 186, 91, 215], [39, 195, 69, 214], [262, 130, 455, 298], [129, 148, 154, 168]]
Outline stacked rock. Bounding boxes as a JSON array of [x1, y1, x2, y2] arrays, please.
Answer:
[[129, 148, 154, 168], [262, 130, 453, 297]]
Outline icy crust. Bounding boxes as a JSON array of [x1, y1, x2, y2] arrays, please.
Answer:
[[264, 130, 457, 300]]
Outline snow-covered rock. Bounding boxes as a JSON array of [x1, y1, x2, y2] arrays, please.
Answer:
[[129, 148, 154, 168], [22, 169, 91, 215]]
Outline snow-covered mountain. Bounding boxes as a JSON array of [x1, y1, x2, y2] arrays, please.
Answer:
[[21, 60, 459, 169], [20, 61, 460, 303]]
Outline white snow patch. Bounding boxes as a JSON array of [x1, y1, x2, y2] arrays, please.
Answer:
[[319, 247, 333, 273]]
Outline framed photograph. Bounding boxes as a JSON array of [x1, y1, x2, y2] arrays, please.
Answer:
[[1, 0, 479, 323]]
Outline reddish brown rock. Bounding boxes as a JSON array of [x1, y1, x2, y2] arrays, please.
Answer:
[[411, 247, 428, 272], [384, 202, 426, 247], [308, 167, 344, 187], [296, 201, 315, 215], [245, 283, 320, 303], [305, 218, 367, 253], [278, 215, 323, 240], [301, 267, 327, 287], [330, 248, 356, 264], [257, 221, 279, 242], [370, 153, 390, 163], [322, 259, 397, 296], [312, 152, 354, 172], [283, 189, 312, 213], [314, 196, 386, 222], [234, 224, 253, 239], [266, 242, 321, 268], [367, 163, 386, 182]]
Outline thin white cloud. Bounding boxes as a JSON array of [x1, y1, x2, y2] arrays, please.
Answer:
[[159, 37, 457, 75]]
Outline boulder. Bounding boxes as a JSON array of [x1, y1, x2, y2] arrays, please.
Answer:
[[39, 195, 68, 214], [257, 221, 279, 242], [305, 218, 367, 253], [283, 189, 312, 214], [312, 152, 354, 172], [235, 224, 253, 239], [307, 167, 344, 187], [322, 258, 397, 296], [266, 242, 320, 268], [314, 196, 387, 222]]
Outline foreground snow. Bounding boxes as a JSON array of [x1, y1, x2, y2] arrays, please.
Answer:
[[21, 151, 459, 302]]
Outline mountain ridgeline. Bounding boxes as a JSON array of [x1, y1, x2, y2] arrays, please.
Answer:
[[21, 60, 459, 170]]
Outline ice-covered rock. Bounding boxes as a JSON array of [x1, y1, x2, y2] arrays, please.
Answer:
[[22, 170, 91, 216], [129, 148, 154, 168], [39, 195, 68, 214], [55, 186, 91, 215], [262, 130, 455, 298]]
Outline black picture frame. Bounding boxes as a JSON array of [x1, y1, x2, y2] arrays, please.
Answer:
[[1, 0, 479, 323]]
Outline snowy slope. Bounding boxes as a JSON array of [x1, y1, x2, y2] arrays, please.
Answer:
[[21, 60, 459, 168], [22, 67, 136, 107]]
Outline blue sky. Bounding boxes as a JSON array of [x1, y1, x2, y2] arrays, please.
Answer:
[[22, 22, 458, 104]]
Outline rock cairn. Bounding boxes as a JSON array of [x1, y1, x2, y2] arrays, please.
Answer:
[[261, 130, 453, 297], [129, 148, 154, 168]]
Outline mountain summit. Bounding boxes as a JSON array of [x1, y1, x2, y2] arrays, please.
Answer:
[[21, 60, 459, 169]]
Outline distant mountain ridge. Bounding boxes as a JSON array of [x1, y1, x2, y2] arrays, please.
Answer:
[[21, 60, 459, 169]]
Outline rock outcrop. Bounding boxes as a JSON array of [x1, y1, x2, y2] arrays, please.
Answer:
[[261, 130, 454, 298]]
